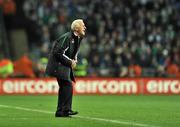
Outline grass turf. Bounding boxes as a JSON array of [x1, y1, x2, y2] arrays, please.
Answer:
[[0, 95, 179, 127]]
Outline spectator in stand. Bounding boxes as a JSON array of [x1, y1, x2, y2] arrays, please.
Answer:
[[2, 0, 16, 15], [13, 55, 35, 78], [128, 63, 142, 77], [0, 59, 13, 78], [1, 0, 16, 30], [166, 62, 180, 78]]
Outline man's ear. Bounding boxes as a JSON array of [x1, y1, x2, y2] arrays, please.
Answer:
[[75, 27, 79, 32]]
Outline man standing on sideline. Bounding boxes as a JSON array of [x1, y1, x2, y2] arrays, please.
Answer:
[[45, 19, 86, 117]]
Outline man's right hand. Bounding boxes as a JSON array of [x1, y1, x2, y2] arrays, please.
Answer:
[[71, 59, 77, 69]]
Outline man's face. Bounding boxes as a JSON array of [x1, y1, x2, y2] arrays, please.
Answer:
[[77, 21, 86, 37]]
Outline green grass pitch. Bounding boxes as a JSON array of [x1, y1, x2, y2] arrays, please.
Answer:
[[0, 95, 179, 127]]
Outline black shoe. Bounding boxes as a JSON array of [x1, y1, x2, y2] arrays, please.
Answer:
[[66, 110, 78, 115], [55, 112, 71, 118]]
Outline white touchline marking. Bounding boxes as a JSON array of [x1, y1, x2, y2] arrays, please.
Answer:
[[0, 104, 160, 127], [11, 118, 29, 120]]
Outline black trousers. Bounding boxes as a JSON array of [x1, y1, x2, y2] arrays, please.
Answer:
[[56, 78, 73, 113]]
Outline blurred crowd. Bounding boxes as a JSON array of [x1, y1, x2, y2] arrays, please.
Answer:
[[0, 0, 180, 78]]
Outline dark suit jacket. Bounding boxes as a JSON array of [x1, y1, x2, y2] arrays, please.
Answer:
[[45, 31, 82, 82]]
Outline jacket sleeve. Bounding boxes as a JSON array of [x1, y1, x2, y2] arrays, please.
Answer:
[[52, 36, 72, 67]]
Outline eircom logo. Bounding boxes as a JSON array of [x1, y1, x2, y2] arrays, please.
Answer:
[[2, 80, 58, 94], [75, 80, 138, 94], [146, 80, 180, 94]]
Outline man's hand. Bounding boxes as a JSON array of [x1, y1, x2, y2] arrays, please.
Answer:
[[71, 59, 77, 69]]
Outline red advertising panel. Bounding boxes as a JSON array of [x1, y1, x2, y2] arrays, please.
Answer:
[[0, 78, 179, 95]]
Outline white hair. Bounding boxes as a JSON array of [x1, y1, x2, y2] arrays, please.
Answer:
[[71, 19, 83, 31]]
